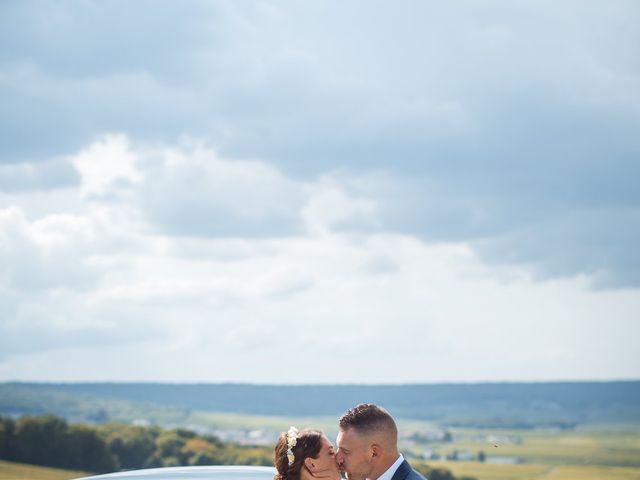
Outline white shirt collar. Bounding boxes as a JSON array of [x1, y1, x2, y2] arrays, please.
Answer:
[[375, 454, 404, 480]]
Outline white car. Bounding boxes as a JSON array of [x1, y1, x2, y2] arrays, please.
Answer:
[[74, 465, 276, 480]]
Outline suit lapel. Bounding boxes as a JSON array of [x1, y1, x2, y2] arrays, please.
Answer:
[[390, 460, 411, 480]]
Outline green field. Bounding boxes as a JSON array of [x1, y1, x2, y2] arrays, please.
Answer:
[[406, 424, 640, 480], [410, 426, 640, 467], [427, 461, 640, 480], [0, 460, 89, 480]]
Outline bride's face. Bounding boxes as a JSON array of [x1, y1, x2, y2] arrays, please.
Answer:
[[309, 435, 340, 479]]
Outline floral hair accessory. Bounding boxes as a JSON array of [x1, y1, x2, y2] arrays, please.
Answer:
[[286, 426, 299, 466]]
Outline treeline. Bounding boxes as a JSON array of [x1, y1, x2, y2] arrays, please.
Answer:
[[0, 415, 271, 473]]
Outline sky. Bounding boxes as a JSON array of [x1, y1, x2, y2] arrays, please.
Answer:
[[0, 1, 639, 384]]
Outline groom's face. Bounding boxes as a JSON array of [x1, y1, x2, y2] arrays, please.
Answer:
[[336, 427, 373, 480]]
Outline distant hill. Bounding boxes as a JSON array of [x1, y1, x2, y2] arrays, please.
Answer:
[[1, 381, 639, 428]]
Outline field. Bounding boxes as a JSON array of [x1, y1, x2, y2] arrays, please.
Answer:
[[425, 426, 640, 465], [0, 460, 88, 480], [427, 461, 640, 480], [408, 424, 640, 480]]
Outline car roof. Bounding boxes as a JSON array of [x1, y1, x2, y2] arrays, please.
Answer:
[[73, 465, 276, 480]]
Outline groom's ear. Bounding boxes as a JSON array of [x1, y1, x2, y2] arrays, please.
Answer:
[[370, 444, 381, 460]]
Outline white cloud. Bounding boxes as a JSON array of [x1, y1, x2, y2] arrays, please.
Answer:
[[0, 207, 97, 292], [138, 141, 308, 237], [302, 176, 378, 235], [73, 134, 142, 198]]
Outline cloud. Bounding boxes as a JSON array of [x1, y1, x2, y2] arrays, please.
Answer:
[[360, 255, 399, 276], [0, 293, 164, 361], [138, 143, 307, 237], [63, 135, 379, 239], [474, 207, 640, 288], [0, 206, 167, 363], [0, 157, 78, 192], [0, 207, 98, 292], [72, 134, 142, 198], [369, 169, 640, 287]]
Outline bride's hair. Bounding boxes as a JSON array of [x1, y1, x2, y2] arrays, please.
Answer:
[[273, 429, 323, 480]]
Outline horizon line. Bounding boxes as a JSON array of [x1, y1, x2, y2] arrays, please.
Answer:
[[3, 378, 639, 386]]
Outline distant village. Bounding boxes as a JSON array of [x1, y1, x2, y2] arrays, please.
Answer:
[[132, 419, 523, 465]]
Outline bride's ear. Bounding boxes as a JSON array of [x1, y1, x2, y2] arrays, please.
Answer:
[[304, 457, 315, 471]]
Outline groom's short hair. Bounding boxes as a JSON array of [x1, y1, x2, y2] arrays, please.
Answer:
[[339, 403, 398, 439]]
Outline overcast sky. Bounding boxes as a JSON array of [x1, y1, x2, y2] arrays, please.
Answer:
[[1, 1, 639, 383]]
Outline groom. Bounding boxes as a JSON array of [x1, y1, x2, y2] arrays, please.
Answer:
[[335, 403, 427, 480]]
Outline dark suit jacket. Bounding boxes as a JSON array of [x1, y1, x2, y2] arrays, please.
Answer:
[[390, 459, 427, 480]]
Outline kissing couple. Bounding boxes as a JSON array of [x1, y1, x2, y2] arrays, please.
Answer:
[[273, 403, 427, 480]]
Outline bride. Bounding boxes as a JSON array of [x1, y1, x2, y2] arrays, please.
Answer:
[[273, 427, 341, 480]]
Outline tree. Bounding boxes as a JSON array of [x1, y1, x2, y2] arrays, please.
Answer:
[[0, 416, 15, 459], [102, 425, 157, 470], [182, 438, 221, 465], [148, 429, 191, 467], [67, 424, 117, 472], [12, 415, 68, 467]]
